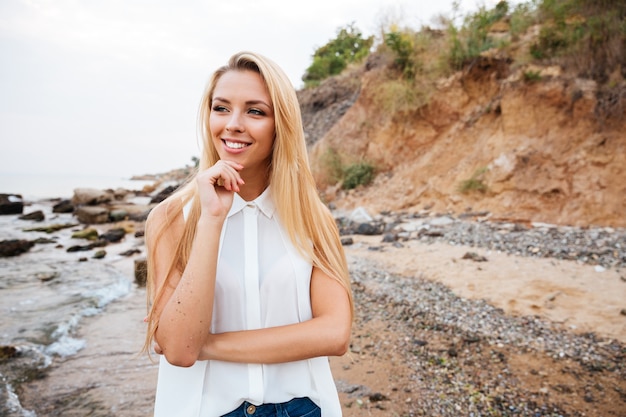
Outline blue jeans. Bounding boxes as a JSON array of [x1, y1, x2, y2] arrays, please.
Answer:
[[220, 397, 321, 417]]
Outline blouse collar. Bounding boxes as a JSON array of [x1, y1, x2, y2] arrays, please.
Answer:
[[228, 186, 276, 219]]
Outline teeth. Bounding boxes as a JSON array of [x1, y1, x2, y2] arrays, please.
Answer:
[[224, 140, 248, 149]]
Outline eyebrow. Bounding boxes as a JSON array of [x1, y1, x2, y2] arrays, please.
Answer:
[[212, 96, 272, 109]]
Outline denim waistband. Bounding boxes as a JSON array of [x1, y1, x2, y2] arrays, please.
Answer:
[[221, 397, 318, 417]]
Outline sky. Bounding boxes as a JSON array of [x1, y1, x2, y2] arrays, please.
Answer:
[[0, 0, 501, 179]]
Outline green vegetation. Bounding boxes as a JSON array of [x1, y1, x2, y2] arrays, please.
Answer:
[[523, 69, 542, 82], [531, 0, 625, 83], [302, 23, 374, 87], [342, 161, 375, 190], [320, 148, 375, 190], [447, 0, 511, 69], [384, 27, 417, 79], [303, 0, 624, 127], [458, 167, 489, 194]]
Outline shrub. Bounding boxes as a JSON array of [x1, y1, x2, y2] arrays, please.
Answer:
[[384, 28, 417, 79], [446, 1, 510, 69], [523, 70, 543, 82], [458, 167, 489, 194], [531, 0, 625, 83], [303, 23, 374, 87], [342, 162, 375, 190]]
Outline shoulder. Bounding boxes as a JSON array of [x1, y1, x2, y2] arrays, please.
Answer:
[[145, 198, 185, 244]]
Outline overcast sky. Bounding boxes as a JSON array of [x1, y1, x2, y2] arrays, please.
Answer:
[[0, 0, 498, 179]]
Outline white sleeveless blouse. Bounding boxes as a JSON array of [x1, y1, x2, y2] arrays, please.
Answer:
[[153, 188, 342, 417]]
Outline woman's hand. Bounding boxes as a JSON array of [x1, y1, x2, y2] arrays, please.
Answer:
[[196, 160, 245, 218]]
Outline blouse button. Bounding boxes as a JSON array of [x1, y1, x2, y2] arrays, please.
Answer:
[[246, 404, 256, 414]]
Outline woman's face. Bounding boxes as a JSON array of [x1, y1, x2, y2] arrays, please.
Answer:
[[209, 70, 276, 178]]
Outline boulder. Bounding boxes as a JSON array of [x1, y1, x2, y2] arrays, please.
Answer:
[[100, 227, 126, 243], [0, 194, 24, 215], [150, 185, 178, 204], [19, 210, 45, 222], [134, 258, 147, 287], [71, 228, 99, 240], [0, 239, 35, 257], [109, 209, 128, 222], [52, 199, 74, 213], [75, 206, 109, 224], [72, 188, 113, 206]]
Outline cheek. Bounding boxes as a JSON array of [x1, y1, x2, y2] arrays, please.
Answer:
[[208, 115, 222, 139]]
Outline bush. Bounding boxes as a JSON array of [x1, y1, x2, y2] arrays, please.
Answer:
[[303, 23, 374, 87], [384, 28, 417, 79], [342, 162, 375, 190], [458, 167, 489, 194], [531, 0, 625, 83], [447, 1, 510, 69]]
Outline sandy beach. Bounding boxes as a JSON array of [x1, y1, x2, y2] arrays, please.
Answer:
[[15, 222, 626, 416]]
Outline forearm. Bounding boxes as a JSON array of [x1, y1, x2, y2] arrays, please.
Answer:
[[198, 315, 351, 364], [155, 217, 223, 366]]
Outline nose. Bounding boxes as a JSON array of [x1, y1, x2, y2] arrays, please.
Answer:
[[225, 111, 245, 133]]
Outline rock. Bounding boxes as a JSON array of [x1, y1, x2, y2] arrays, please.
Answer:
[[462, 252, 488, 262], [23, 223, 78, 233], [109, 209, 128, 222], [36, 271, 59, 282], [135, 258, 147, 286], [93, 250, 106, 259], [119, 248, 141, 257], [71, 228, 99, 240], [52, 199, 74, 213], [128, 210, 151, 222], [150, 185, 178, 204], [19, 210, 45, 221], [66, 239, 107, 252], [369, 393, 389, 402], [341, 237, 354, 246], [349, 207, 373, 223], [75, 206, 109, 224], [382, 233, 397, 242], [100, 227, 126, 243], [0, 194, 24, 215], [0, 239, 35, 257], [0, 345, 19, 359], [356, 222, 382, 235], [71, 188, 113, 205]]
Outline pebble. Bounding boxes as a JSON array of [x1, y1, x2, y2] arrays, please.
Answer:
[[345, 242, 626, 416], [338, 210, 626, 270]]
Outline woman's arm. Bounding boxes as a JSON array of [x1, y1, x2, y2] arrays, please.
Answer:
[[150, 161, 244, 367], [198, 266, 352, 363]]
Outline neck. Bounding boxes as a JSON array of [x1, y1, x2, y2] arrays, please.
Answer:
[[238, 173, 269, 202]]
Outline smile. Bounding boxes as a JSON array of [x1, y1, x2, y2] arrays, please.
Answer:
[[223, 140, 250, 149]]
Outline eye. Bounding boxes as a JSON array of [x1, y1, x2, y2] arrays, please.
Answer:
[[212, 105, 228, 112], [248, 108, 265, 116]]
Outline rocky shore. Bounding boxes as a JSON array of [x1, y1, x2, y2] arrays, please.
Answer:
[[1, 185, 625, 416]]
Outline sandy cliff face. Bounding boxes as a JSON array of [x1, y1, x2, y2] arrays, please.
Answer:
[[303, 55, 626, 227]]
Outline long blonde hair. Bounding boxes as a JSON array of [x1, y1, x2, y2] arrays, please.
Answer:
[[143, 51, 352, 352]]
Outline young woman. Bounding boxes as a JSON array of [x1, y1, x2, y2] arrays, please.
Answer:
[[143, 51, 353, 417]]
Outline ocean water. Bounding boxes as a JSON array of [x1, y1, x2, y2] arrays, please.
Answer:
[[0, 172, 155, 201], [0, 201, 140, 415]]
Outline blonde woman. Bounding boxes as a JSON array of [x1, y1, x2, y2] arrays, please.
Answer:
[[144, 51, 353, 417]]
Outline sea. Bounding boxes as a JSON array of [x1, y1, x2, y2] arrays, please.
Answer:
[[0, 172, 155, 201], [0, 173, 155, 416]]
